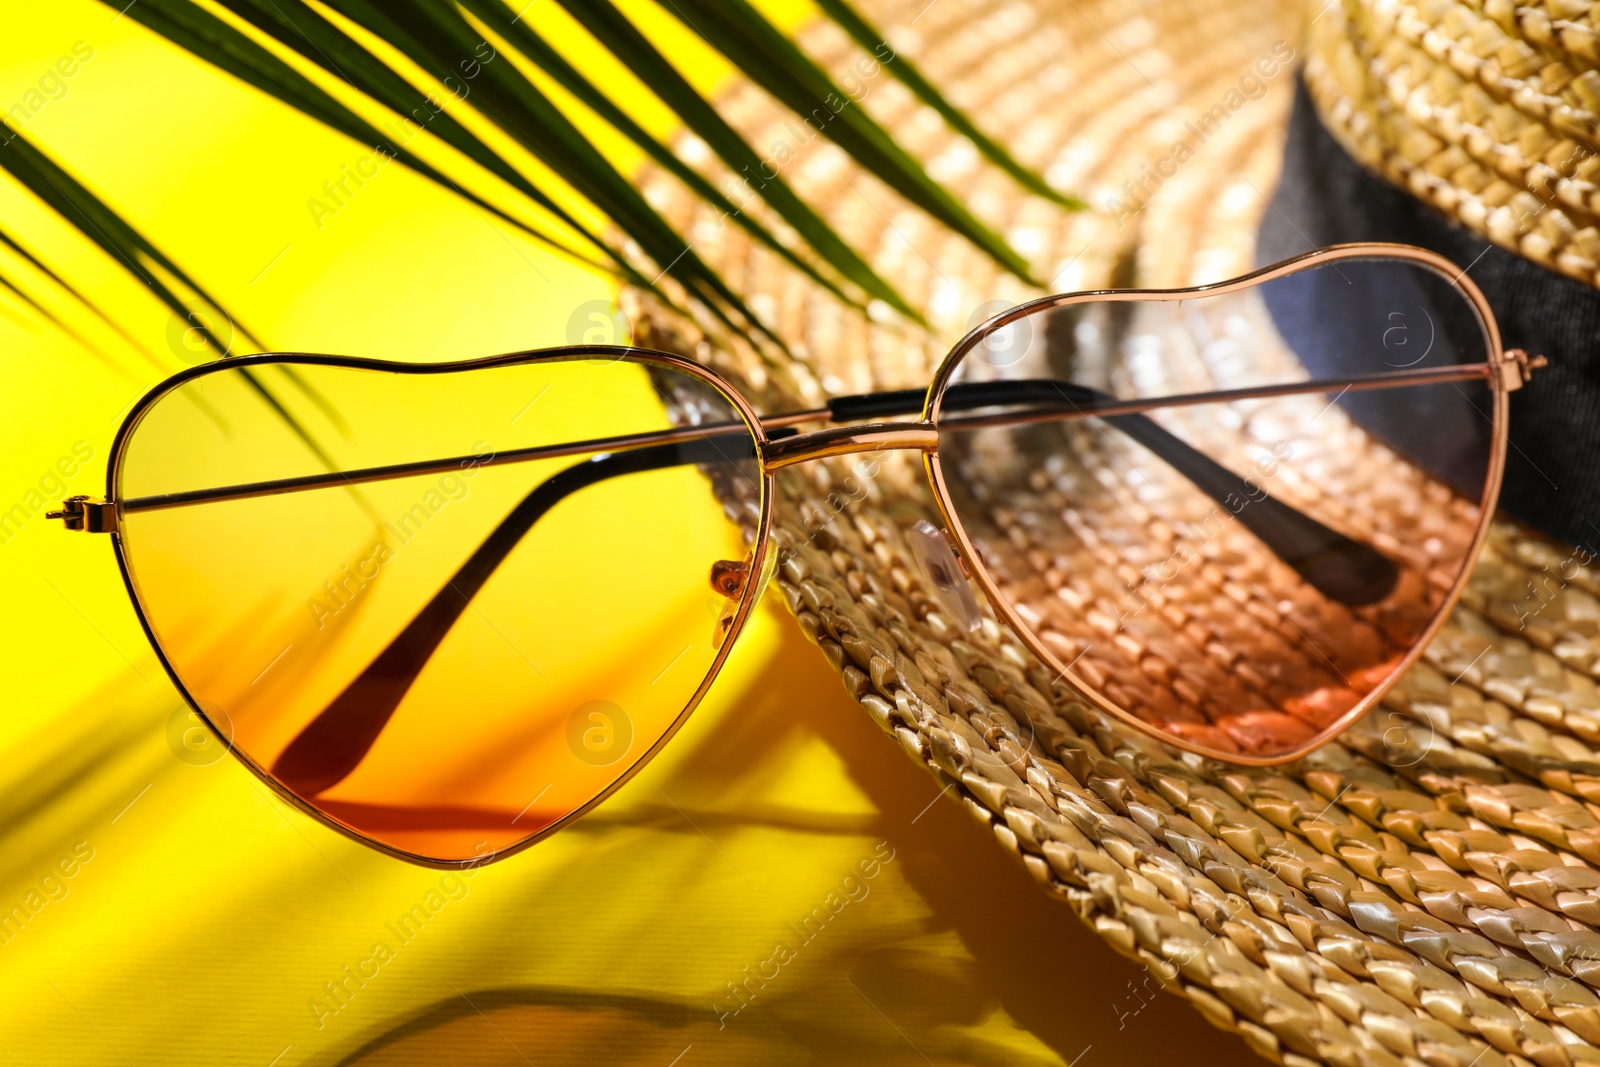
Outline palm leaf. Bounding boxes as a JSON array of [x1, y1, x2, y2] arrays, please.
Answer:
[[314, 0, 789, 348], [0, 125, 335, 466], [457, 0, 922, 323], [660, 0, 1042, 283], [814, 0, 1085, 210], [550, 0, 933, 323], [33, 0, 1088, 383], [105, 0, 624, 282], [115, 0, 776, 347], [0, 223, 165, 369], [0, 125, 256, 357], [218, 0, 719, 292], [0, 266, 126, 376], [99, 0, 1072, 330]]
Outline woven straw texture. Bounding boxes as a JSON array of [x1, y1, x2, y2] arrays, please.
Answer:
[[624, 0, 1600, 1063], [1307, 0, 1600, 287]]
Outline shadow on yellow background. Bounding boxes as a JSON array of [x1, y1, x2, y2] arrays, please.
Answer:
[[0, 3, 1246, 1063]]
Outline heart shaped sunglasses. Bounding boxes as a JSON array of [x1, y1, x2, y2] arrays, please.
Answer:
[[51, 243, 1540, 867]]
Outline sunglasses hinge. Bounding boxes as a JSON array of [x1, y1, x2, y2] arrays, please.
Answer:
[[1501, 348, 1548, 391], [47, 495, 118, 534]]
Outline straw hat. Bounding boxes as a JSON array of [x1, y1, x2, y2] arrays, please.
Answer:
[[622, 0, 1600, 1063], [1305, 0, 1600, 288], [1293, 0, 1600, 555]]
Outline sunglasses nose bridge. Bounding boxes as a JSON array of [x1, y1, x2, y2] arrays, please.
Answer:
[[759, 422, 937, 471]]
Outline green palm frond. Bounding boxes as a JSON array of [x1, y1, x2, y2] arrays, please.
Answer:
[[98, 0, 1074, 327], [457, 0, 916, 322], [0, 125, 256, 358], [0, 126, 335, 463], [0, 222, 162, 371], [813, 0, 1086, 210], [318, 0, 789, 347], [10, 0, 1082, 380], [0, 266, 124, 375], [659, 0, 1043, 283], [112, 0, 783, 349], [546, 0, 935, 323], [108, 0, 622, 280]]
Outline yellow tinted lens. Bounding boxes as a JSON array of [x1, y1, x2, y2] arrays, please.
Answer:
[[116, 355, 763, 863]]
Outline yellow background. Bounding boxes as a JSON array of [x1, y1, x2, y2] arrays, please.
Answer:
[[0, 3, 1244, 1063]]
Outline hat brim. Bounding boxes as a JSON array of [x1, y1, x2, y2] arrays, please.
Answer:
[[627, 1, 1600, 1063]]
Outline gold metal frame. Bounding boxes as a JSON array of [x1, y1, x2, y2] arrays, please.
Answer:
[[923, 242, 1514, 765], [72, 242, 1534, 866], [103, 347, 777, 870]]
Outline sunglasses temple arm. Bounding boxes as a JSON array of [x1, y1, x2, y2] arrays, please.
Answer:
[[114, 366, 1484, 518], [269, 367, 1439, 789], [828, 379, 1399, 605], [270, 435, 753, 797]]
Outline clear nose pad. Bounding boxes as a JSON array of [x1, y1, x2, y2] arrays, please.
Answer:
[[709, 558, 749, 648], [708, 543, 777, 648], [907, 520, 982, 633]]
